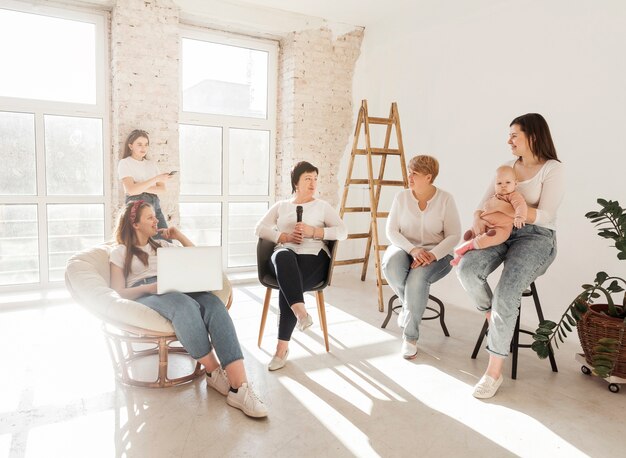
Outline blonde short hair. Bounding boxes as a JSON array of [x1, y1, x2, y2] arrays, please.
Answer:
[[408, 155, 439, 183]]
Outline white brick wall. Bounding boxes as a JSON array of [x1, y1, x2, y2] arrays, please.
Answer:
[[276, 28, 364, 206], [110, 0, 180, 230], [109, 6, 363, 231]]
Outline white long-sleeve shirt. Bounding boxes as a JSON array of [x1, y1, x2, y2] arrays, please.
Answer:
[[386, 188, 461, 260], [478, 159, 565, 230], [255, 199, 348, 256]]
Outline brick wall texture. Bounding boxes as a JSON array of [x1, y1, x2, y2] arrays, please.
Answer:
[[111, 0, 180, 228], [276, 28, 364, 205], [110, 1, 363, 231]]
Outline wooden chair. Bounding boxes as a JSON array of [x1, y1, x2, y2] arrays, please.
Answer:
[[470, 281, 558, 379], [65, 244, 232, 388], [256, 238, 336, 352]]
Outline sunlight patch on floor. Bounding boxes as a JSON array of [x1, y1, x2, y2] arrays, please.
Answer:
[[369, 358, 587, 458], [280, 377, 381, 458]]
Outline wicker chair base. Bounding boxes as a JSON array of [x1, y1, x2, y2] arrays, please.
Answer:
[[577, 304, 626, 378], [102, 323, 204, 388]]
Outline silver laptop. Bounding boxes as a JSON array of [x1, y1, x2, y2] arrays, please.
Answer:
[[157, 246, 223, 294]]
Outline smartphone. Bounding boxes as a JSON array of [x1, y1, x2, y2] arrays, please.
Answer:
[[168, 170, 178, 175]]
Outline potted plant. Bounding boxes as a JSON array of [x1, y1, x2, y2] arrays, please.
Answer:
[[532, 198, 626, 379]]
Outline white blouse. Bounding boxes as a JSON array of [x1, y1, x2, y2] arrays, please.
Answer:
[[478, 159, 565, 230], [109, 240, 176, 287], [255, 199, 348, 256], [386, 188, 461, 260]]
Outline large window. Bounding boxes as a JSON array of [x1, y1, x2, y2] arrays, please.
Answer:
[[0, 5, 107, 289], [179, 31, 277, 270]]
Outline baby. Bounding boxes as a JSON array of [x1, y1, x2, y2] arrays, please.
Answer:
[[451, 165, 527, 266]]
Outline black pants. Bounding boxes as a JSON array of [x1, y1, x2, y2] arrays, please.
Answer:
[[269, 248, 330, 341]]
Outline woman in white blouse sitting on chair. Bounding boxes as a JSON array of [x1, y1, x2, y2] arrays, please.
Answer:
[[255, 161, 347, 371], [382, 155, 461, 360]]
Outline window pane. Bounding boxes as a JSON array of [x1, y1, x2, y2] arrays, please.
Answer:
[[0, 111, 36, 195], [0, 9, 96, 104], [47, 204, 104, 282], [0, 205, 39, 285], [180, 203, 221, 246], [228, 202, 267, 268], [45, 115, 103, 195], [180, 124, 222, 195], [182, 38, 268, 118], [229, 129, 270, 196]]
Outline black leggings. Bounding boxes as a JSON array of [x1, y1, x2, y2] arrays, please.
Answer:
[[269, 248, 330, 341]]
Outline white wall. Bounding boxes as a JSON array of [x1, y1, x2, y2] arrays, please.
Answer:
[[346, 0, 626, 317]]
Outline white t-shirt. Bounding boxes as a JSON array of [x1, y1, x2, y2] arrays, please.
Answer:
[[386, 188, 461, 260], [255, 199, 348, 256], [110, 240, 176, 287], [118, 156, 160, 190], [478, 159, 565, 230]]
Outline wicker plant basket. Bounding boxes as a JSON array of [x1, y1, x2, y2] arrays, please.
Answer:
[[577, 304, 626, 378]]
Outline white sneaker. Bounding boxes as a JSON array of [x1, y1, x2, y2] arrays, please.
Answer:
[[296, 313, 313, 332], [268, 349, 289, 371], [401, 339, 418, 359], [472, 374, 503, 399], [206, 367, 230, 396], [226, 382, 268, 418]]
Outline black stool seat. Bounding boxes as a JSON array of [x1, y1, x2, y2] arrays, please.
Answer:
[[470, 282, 558, 379], [381, 294, 450, 337]]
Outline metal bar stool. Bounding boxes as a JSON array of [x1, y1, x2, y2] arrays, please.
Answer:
[[470, 282, 558, 379], [381, 294, 450, 336]]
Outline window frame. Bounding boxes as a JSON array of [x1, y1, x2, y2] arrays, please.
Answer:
[[0, 2, 109, 292], [178, 27, 278, 272]]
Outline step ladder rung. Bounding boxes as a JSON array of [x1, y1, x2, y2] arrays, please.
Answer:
[[347, 233, 370, 239], [347, 179, 404, 186], [334, 258, 366, 266], [355, 148, 401, 156], [368, 117, 393, 125], [332, 100, 407, 313]]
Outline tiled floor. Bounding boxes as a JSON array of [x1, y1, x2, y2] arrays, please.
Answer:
[[0, 273, 622, 457]]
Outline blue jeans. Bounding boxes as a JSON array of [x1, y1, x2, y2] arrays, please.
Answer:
[[126, 193, 168, 240], [456, 224, 557, 357], [134, 277, 243, 366], [382, 245, 453, 341]]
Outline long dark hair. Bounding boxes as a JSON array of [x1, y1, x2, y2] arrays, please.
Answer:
[[510, 113, 560, 162], [290, 161, 319, 193], [114, 201, 161, 279], [122, 129, 150, 159]]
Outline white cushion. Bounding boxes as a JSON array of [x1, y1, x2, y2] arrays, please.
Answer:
[[65, 244, 232, 334]]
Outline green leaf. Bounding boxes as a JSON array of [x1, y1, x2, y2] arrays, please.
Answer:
[[595, 272, 609, 283], [535, 328, 552, 336], [558, 332, 564, 344], [531, 341, 549, 359], [598, 337, 618, 345], [590, 292, 600, 299], [532, 334, 549, 342], [539, 320, 557, 330], [597, 198, 609, 206], [566, 314, 577, 326], [574, 301, 588, 313], [618, 252, 626, 260], [585, 211, 600, 218], [562, 321, 572, 332], [594, 345, 618, 353]]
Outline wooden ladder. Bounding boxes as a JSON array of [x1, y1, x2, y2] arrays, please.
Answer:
[[332, 100, 408, 311]]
